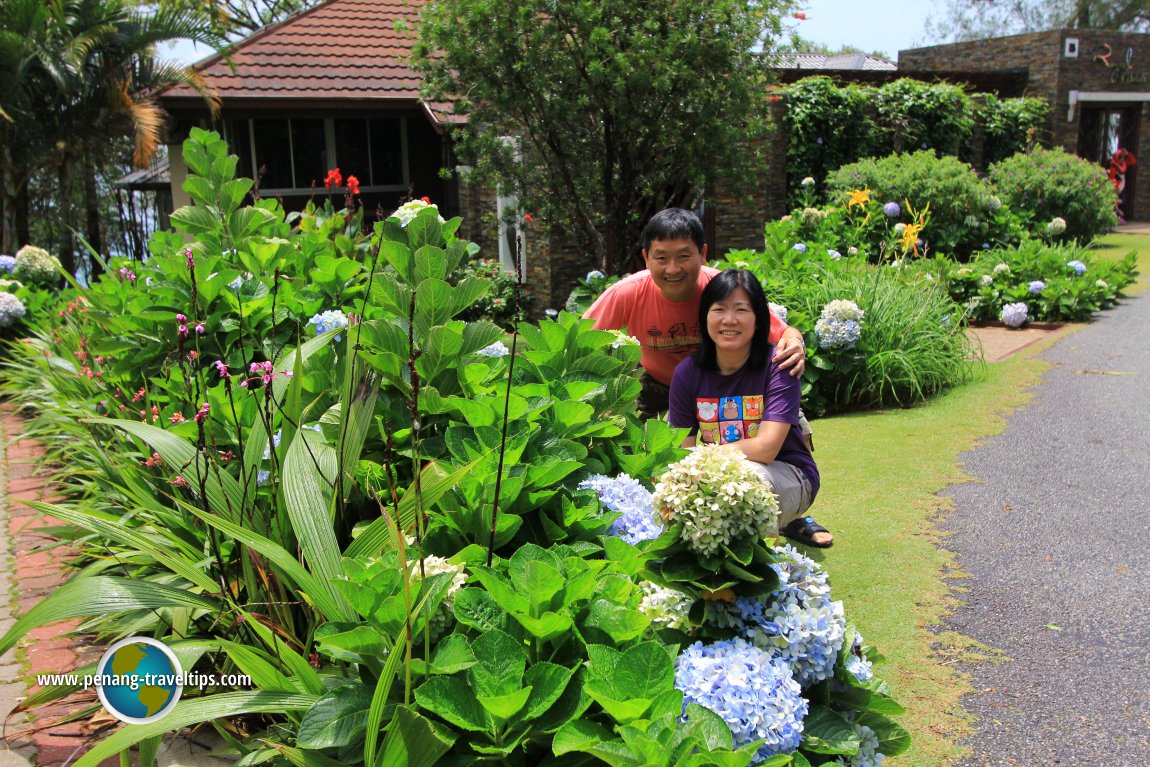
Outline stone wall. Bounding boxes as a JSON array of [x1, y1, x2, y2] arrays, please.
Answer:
[[901, 30, 1150, 221]]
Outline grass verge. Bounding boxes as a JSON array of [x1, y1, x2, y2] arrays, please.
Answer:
[[805, 230, 1145, 765]]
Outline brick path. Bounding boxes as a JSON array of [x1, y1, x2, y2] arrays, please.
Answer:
[[0, 407, 110, 767]]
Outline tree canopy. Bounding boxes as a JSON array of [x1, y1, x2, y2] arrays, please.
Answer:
[[926, 0, 1149, 43], [415, 0, 797, 275]]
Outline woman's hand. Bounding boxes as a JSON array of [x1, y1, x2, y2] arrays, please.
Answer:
[[775, 329, 806, 378]]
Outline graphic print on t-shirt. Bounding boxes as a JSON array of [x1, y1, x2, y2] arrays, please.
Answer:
[[645, 323, 701, 351], [697, 395, 762, 445]]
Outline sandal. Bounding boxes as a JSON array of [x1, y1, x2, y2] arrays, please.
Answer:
[[780, 516, 833, 548]]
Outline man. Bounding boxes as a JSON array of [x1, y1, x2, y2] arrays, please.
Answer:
[[584, 208, 806, 420]]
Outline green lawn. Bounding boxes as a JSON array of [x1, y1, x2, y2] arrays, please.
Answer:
[[808, 230, 1148, 765]]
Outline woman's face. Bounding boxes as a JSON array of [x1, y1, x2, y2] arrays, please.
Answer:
[[706, 287, 757, 356]]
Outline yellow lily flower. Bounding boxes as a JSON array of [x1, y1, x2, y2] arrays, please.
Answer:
[[846, 188, 871, 209]]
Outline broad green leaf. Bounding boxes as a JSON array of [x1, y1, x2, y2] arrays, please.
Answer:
[[521, 662, 576, 720], [801, 705, 862, 755], [615, 642, 676, 701], [72, 692, 319, 767], [170, 204, 221, 235], [296, 684, 373, 748], [584, 600, 649, 643], [552, 719, 615, 757], [424, 633, 476, 674], [513, 610, 573, 642], [857, 711, 912, 757], [470, 629, 526, 698], [452, 587, 512, 634], [477, 687, 532, 722], [414, 676, 488, 732], [313, 623, 386, 662]]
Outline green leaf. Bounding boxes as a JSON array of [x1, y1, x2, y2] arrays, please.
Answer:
[[424, 633, 477, 674], [296, 684, 373, 748], [470, 629, 526, 698], [414, 676, 488, 732], [314, 622, 387, 662], [477, 687, 532, 722], [513, 610, 573, 642], [552, 719, 616, 757], [282, 429, 355, 621], [521, 662, 576, 720], [170, 204, 221, 235], [71, 692, 319, 767], [584, 600, 650, 643], [856, 711, 912, 757], [377, 705, 456, 767], [452, 587, 512, 634], [0, 577, 218, 656], [801, 705, 862, 755]]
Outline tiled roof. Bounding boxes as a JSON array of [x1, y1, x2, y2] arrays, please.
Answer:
[[162, 0, 438, 109], [774, 52, 898, 71]]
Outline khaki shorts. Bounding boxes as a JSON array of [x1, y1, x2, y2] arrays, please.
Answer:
[[747, 460, 814, 530]]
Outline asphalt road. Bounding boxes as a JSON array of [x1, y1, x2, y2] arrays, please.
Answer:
[[942, 285, 1150, 767]]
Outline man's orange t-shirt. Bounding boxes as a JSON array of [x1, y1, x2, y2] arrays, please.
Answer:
[[583, 265, 788, 386]]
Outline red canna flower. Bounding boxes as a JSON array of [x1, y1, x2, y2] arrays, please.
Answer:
[[346, 175, 360, 195], [420, 196, 431, 203], [325, 168, 342, 190], [792, 12, 807, 20], [523, 213, 534, 223]]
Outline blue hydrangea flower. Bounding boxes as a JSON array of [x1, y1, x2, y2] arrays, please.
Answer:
[[1067, 260, 1086, 276], [844, 629, 875, 684], [882, 202, 900, 217], [476, 341, 510, 357], [827, 249, 842, 260], [792, 243, 807, 254], [0, 292, 26, 328], [815, 318, 861, 350], [0, 255, 16, 274], [675, 638, 807, 762], [1000, 302, 1028, 329], [310, 309, 349, 341], [586, 270, 605, 281], [256, 469, 271, 486], [1027, 280, 1045, 295], [262, 430, 282, 460], [833, 720, 885, 767], [578, 474, 662, 544]]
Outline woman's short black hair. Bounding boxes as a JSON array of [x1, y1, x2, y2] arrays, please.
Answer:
[[695, 269, 774, 372]]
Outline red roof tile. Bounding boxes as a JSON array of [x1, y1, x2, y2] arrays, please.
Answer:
[[162, 0, 439, 111]]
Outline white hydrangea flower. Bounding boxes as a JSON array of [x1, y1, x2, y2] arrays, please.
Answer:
[[652, 446, 780, 557], [14, 245, 61, 285], [413, 555, 468, 639], [638, 581, 693, 630], [391, 199, 446, 228]]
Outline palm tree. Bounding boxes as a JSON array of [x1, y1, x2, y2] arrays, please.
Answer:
[[0, 0, 225, 269]]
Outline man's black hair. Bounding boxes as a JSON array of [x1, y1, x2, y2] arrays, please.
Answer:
[[694, 269, 774, 372], [642, 208, 706, 252]]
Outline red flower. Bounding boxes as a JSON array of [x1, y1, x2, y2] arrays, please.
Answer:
[[324, 168, 343, 190], [346, 175, 360, 195], [523, 213, 534, 223], [792, 12, 807, 20], [420, 196, 431, 203]]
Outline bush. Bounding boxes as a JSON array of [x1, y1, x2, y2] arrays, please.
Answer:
[[978, 94, 1049, 166], [988, 147, 1118, 242], [826, 151, 1006, 259], [725, 249, 975, 415], [874, 79, 975, 159], [783, 76, 879, 203], [929, 239, 1138, 323]]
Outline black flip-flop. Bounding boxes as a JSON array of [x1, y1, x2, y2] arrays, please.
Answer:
[[780, 516, 833, 548]]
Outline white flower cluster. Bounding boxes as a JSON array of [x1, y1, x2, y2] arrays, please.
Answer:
[[1000, 302, 1028, 329], [815, 300, 864, 350], [652, 447, 780, 557], [1046, 216, 1067, 236], [992, 263, 1011, 275], [0, 292, 27, 328], [14, 245, 61, 285], [833, 716, 885, 767], [476, 341, 510, 357], [391, 199, 446, 228], [608, 330, 640, 349], [414, 555, 468, 640], [637, 581, 693, 631], [768, 302, 789, 324], [844, 629, 874, 683]]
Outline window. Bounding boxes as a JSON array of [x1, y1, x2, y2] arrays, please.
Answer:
[[224, 117, 413, 194]]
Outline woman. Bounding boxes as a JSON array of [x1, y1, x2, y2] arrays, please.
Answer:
[[667, 269, 831, 547]]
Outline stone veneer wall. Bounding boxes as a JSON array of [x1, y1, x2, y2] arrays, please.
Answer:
[[900, 29, 1150, 221]]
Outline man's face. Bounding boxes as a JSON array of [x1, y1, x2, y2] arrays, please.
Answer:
[[643, 238, 706, 303]]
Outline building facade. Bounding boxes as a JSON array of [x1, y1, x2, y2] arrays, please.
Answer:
[[900, 30, 1150, 221]]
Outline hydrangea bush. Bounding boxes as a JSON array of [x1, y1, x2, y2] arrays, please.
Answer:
[[13, 245, 62, 285]]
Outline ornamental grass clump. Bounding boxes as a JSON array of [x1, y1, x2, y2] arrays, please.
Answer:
[[651, 445, 779, 557]]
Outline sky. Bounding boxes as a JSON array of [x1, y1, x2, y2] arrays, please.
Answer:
[[794, 0, 939, 60], [163, 0, 942, 66]]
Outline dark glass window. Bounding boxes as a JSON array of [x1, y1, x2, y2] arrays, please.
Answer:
[[369, 118, 404, 185], [334, 119, 371, 184], [224, 119, 253, 180], [291, 119, 326, 190], [251, 119, 292, 189]]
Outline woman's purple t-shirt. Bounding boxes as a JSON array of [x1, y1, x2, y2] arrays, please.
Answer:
[[667, 348, 819, 497]]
